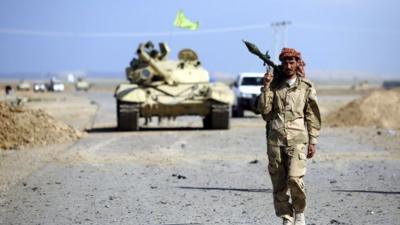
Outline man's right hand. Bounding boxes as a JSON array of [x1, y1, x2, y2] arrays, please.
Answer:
[[263, 70, 274, 87]]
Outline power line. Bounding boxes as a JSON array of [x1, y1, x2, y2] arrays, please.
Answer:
[[0, 23, 398, 38], [0, 24, 270, 38], [295, 23, 400, 35]]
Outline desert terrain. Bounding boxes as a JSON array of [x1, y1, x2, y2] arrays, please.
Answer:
[[0, 80, 399, 225]]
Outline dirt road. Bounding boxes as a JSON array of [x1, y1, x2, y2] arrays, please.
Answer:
[[1, 90, 399, 225]]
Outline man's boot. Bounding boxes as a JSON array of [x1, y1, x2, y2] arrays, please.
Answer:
[[282, 217, 294, 225], [294, 213, 305, 225]]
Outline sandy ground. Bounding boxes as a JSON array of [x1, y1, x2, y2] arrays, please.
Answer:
[[0, 85, 399, 225]]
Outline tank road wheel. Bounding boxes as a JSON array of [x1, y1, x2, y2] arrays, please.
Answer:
[[203, 103, 230, 130], [117, 101, 140, 131]]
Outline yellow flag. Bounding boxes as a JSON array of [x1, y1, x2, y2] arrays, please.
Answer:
[[173, 10, 199, 30]]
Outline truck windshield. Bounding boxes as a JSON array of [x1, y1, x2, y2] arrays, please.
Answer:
[[241, 77, 263, 86]]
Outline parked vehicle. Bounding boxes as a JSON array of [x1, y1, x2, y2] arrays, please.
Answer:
[[17, 80, 31, 91], [47, 78, 64, 92], [33, 83, 47, 92], [231, 72, 264, 117], [75, 78, 91, 91]]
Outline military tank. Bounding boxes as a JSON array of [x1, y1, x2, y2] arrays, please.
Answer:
[[114, 41, 234, 131], [17, 80, 31, 91], [75, 77, 91, 91]]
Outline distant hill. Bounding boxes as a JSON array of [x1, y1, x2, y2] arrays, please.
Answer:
[[0, 71, 125, 81], [1, 70, 398, 84], [308, 70, 399, 81]]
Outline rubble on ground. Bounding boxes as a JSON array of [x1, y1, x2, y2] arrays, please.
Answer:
[[326, 88, 400, 128], [0, 101, 82, 150]]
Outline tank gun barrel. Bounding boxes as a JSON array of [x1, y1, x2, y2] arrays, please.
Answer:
[[137, 43, 173, 84]]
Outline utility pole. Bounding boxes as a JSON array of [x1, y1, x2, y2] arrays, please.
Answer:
[[271, 21, 292, 62]]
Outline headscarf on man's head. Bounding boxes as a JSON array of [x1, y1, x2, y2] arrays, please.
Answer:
[[279, 48, 306, 77]]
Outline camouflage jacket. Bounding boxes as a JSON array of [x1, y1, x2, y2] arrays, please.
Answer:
[[257, 76, 321, 146]]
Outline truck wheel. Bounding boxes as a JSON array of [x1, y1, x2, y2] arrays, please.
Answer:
[[203, 103, 230, 129], [231, 105, 244, 118], [117, 101, 139, 131]]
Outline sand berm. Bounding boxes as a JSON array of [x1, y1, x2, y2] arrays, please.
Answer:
[[0, 102, 82, 150], [326, 88, 400, 128]]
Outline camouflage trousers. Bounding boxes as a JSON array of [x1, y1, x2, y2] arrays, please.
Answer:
[[267, 144, 307, 219]]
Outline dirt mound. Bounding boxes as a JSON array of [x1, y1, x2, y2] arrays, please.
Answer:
[[0, 102, 82, 150], [326, 88, 400, 128]]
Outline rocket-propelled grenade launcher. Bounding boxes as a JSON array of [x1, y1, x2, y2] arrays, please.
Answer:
[[242, 40, 283, 76]]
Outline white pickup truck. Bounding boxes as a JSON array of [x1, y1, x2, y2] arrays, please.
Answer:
[[48, 78, 65, 92], [231, 72, 264, 117]]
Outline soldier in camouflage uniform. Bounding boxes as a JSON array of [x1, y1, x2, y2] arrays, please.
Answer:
[[257, 48, 321, 225]]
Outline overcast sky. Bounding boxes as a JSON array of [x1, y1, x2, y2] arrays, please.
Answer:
[[0, 0, 399, 78]]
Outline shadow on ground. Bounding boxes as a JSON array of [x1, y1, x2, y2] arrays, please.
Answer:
[[153, 223, 202, 225], [332, 189, 400, 195], [177, 186, 272, 193], [85, 126, 224, 133]]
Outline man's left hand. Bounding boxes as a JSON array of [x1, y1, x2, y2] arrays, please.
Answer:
[[307, 144, 316, 159]]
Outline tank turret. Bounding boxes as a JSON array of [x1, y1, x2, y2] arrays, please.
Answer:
[[126, 41, 209, 85]]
